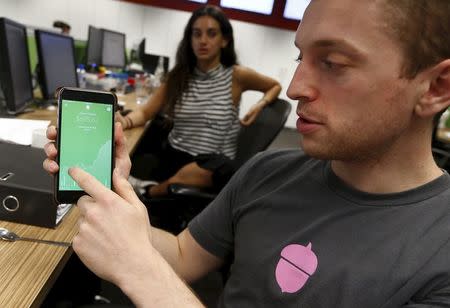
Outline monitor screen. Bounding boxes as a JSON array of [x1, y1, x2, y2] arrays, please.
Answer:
[[35, 30, 78, 99], [138, 38, 145, 62], [86, 25, 102, 65], [0, 18, 33, 113], [101, 29, 126, 68], [220, 0, 274, 15], [283, 0, 311, 20], [141, 54, 169, 75]]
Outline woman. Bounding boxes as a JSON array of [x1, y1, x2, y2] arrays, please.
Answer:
[[117, 5, 281, 197]]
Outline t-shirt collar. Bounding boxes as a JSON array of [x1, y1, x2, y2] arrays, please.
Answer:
[[324, 162, 450, 206]]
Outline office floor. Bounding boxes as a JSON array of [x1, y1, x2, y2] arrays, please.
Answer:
[[97, 127, 301, 307]]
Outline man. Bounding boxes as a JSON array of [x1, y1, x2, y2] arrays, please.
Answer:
[[44, 0, 450, 306], [53, 20, 71, 35]]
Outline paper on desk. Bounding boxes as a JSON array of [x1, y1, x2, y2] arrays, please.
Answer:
[[0, 118, 50, 145], [56, 203, 73, 225]]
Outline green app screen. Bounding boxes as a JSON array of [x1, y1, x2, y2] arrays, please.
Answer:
[[59, 99, 113, 191]]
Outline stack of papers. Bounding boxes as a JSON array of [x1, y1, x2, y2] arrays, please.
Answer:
[[0, 118, 50, 146]]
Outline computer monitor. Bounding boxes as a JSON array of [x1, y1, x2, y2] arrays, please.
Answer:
[[35, 29, 78, 100], [86, 25, 102, 66], [101, 29, 126, 69], [0, 18, 34, 114], [138, 38, 146, 62], [141, 54, 169, 75]]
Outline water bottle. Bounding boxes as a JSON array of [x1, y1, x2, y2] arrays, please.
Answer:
[[153, 56, 165, 88], [76, 64, 87, 88]]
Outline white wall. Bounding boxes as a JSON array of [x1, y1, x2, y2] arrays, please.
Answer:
[[0, 0, 299, 128]]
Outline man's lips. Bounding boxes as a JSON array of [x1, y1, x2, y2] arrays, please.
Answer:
[[296, 114, 322, 134], [298, 113, 322, 124]]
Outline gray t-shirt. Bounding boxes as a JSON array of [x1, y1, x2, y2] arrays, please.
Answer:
[[188, 149, 450, 307]]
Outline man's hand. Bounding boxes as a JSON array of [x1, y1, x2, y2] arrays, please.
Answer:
[[42, 122, 131, 179], [70, 167, 203, 307], [70, 167, 152, 284], [115, 111, 128, 130]]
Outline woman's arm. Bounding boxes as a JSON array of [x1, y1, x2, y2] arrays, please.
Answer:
[[119, 83, 169, 130], [233, 65, 282, 126]]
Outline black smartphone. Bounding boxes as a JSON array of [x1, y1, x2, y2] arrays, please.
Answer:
[[55, 87, 116, 204]]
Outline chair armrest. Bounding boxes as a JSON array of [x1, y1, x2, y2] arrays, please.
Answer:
[[168, 184, 216, 201], [433, 147, 450, 157]]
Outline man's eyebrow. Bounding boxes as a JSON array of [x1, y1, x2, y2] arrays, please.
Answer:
[[311, 39, 365, 58]]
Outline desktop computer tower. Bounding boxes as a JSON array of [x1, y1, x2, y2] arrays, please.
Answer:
[[0, 143, 58, 228]]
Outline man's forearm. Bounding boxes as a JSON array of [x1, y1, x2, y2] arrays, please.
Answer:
[[151, 226, 185, 275], [118, 246, 204, 308]]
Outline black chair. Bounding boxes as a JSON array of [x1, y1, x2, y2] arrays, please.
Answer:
[[432, 123, 450, 171], [148, 98, 292, 233]]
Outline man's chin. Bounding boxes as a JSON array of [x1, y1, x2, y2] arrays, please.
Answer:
[[302, 146, 333, 160]]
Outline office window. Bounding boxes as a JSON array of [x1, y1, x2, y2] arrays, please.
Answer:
[[283, 0, 310, 20], [123, 0, 300, 30], [220, 0, 274, 15]]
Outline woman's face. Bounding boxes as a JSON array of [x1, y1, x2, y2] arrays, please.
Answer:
[[191, 15, 228, 64]]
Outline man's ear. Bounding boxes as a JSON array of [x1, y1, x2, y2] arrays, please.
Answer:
[[415, 59, 450, 117]]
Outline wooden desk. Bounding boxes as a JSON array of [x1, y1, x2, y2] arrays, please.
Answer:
[[0, 93, 147, 308]]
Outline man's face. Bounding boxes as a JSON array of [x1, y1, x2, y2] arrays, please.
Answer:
[[287, 0, 422, 161]]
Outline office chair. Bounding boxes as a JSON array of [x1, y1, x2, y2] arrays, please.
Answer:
[[147, 98, 292, 234], [432, 123, 450, 172]]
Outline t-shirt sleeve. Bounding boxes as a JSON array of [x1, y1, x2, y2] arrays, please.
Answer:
[[188, 151, 271, 260], [402, 284, 450, 307]]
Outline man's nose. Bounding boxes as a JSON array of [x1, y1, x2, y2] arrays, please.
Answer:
[[287, 61, 318, 103]]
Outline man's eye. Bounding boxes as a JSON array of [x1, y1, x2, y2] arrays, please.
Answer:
[[321, 59, 343, 70], [295, 55, 303, 63]]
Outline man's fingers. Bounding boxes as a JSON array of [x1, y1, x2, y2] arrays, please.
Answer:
[[46, 125, 57, 141], [44, 142, 57, 159], [114, 122, 131, 178], [113, 169, 142, 205], [77, 195, 95, 213], [69, 167, 112, 201], [43, 158, 59, 174], [115, 122, 128, 157]]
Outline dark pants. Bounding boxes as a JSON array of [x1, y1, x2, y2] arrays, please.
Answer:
[[131, 117, 236, 192]]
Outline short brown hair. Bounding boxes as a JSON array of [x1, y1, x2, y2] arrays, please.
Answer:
[[380, 0, 450, 78], [379, 0, 450, 124]]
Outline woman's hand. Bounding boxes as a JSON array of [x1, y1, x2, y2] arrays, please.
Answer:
[[42, 122, 132, 179], [240, 102, 264, 126]]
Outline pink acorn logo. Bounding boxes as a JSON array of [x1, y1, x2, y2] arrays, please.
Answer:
[[275, 242, 318, 293]]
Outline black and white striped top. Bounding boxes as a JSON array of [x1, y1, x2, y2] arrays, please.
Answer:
[[168, 64, 240, 159]]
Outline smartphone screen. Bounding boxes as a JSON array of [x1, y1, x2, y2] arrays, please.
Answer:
[[56, 88, 115, 203]]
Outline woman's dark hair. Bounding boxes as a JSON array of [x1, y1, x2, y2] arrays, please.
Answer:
[[164, 5, 237, 115]]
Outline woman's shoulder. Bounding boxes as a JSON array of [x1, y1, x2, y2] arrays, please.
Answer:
[[232, 64, 249, 75], [232, 65, 257, 82]]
